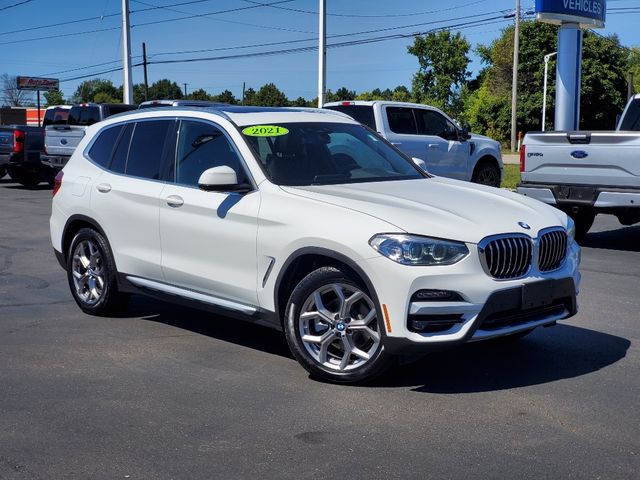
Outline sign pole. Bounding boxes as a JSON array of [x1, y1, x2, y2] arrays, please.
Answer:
[[37, 90, 41, 126]]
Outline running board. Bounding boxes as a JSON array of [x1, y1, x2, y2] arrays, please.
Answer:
[[125, 276, 258, 315]]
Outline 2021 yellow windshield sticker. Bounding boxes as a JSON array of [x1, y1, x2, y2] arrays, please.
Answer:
[[242, 125, 289, 137]]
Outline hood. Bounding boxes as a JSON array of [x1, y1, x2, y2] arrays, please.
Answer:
[[281, 177, 566, 243], [469, 132, 499, 145]]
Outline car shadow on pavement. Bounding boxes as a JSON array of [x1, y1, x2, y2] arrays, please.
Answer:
[[372, 324, 630, 392], [579, 225, 640, 253], [126, 295, 293, 359]]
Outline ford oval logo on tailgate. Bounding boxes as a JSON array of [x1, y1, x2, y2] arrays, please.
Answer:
[[571, 150, 588, 159], [60, 138, 68, 145]]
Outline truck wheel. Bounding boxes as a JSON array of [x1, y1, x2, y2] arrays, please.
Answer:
[[284, 266, 390, 384], [472, 161, 500, 187], [0, 166, 5, 179], [570, 210, 595, 239], [8, 168, 41, 188]]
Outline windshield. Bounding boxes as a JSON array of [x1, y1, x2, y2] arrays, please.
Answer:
[[241, 122, 425, 186], [619, 98, 640, 131]]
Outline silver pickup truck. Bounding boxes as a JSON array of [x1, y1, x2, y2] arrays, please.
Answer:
[[42, 103, 136, 171], [517, 94, 640, 237]]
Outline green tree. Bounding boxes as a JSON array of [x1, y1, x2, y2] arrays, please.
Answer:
[[187, 88, 212, 101], [333, 87, 355, 101], [243, 87, 256, 105], [43, 90, 64, 107], [630, 47, 640, 94], [148, 79, 183, 100], [467, 21, 630, 142], [133, 84, 147, 104], [253, 83, 288, 106], [213, 89, 238, 104], [408, 30, 471, 115], [290, 96, 309, 107], [392, 85, 412, 102], [72, 79, 119, 103]]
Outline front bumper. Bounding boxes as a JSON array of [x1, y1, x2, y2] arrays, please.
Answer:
[[517, 182, 640, 209], [358, 238, 581, 354]]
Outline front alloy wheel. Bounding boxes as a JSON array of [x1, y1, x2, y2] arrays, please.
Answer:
[[285, 267, 389, 383]]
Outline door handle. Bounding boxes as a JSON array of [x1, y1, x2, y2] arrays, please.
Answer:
[[428, 144, 440, 149], [96, 183, 111, 193], [391, 142, 402, 146], [166, 195, 184, 208]]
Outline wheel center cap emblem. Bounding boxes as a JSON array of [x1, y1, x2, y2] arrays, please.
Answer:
[[336, 322, 346, 331], [518, 221, 531, 230]]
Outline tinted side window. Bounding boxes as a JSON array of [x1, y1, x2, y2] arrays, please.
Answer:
[[620, 99, 640, 131], [324, 105, 376, 130], [386, 107, 417, 134], [87, 125, 123, 167], [105, 104, 137, 117], [126, 120, 173, 180], [175, 120, 245, 187], [109, 123, 134, 174], [415, 109, 457, 140]]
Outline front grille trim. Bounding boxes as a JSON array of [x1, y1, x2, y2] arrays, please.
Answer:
[[538, 227, 568, 272], [478, 233, 533, 280]]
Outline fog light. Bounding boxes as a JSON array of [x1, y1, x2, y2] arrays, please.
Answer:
[[411, 290, 463, 302]]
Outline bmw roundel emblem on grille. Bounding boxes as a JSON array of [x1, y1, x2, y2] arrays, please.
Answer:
[[518, 221, 531, 230]]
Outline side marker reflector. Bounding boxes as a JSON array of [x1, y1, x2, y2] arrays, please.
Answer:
[[382, 303, 392, 333]]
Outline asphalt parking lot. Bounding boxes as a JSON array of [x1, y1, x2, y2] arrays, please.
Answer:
[[0, 177, 638, 480]]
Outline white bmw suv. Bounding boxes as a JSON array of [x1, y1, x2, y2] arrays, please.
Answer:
[[50, 106, 581, 383]]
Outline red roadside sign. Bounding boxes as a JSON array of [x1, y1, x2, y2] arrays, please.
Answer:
[[16, 76, 59, 91]]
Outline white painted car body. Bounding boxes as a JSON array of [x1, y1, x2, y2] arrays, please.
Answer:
[[51, 106, 580, 371]]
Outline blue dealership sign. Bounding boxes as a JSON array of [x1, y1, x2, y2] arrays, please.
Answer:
[[535, 0, 606, 28]]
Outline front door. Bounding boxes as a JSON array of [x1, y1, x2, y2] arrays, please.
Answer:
[[159, 119, 260, 307]]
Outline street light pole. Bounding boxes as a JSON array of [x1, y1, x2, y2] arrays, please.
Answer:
[[542, 52, 557, 131], [317, 0, 326, 108], [121, 0, 133, 104], [510, 0, 520, 151]]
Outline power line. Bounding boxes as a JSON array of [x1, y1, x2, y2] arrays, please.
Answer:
[[58, 16, 510, 83], [241, 0, 490, 18], [0, 0, 34, 11]]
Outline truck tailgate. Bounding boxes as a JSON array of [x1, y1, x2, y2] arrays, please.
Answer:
[[521, 132, 640, 187], [45, 125, 86, 157], [0, 129, 13, 156]]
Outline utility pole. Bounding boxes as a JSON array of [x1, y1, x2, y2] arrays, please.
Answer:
[[183, 83, 188, 97], [510, 0, 520, 151], [317, 0, 326, 108], [142, 42, 149, 101], [122, 0, 133, 104], [242, 82, 246, 105]]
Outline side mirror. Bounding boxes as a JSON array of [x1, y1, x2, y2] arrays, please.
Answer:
[[460, 123, 471, 141], [412, 157, 428, 172], [198, 166, 251, 193]]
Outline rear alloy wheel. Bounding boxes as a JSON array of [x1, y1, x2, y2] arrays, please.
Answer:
[[284, 267, 390, 384], [67, 228, 127, 315], [472, 162, 501, 187]]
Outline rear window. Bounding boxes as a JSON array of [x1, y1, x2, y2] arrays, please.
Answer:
[[125, 120, 174, 180], [619, 99, 640, 131], [324, 105, 376, 130], [105, 104, 137, 116], [68, 106, 101, 126], [87, 125, 124, 168], [43, 107, 69, 127]]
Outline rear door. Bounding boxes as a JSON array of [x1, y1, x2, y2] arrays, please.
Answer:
[[91, 119, 176, 280], [159, 119, 260, 307]]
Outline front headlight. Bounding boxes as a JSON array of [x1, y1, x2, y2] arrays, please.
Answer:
[[566, 216, 576, 240], [369, 234, 469, 266]]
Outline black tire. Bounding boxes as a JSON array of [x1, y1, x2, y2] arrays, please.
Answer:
[[284, 266, 391, 384], [67, 228, 128, 316], [8, 167, 41, 188], [0, 166, 6, 179], [471, 161, 501, 187], [572, 211, 595, 239]]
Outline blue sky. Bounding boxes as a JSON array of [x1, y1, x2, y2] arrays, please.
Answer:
[[1, 0, 638, 101]]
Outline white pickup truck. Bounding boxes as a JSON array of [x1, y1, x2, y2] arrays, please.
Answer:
[[517, 94, 640, 237], [41, 103, 136, 171], [324, 101, 503, 187]]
